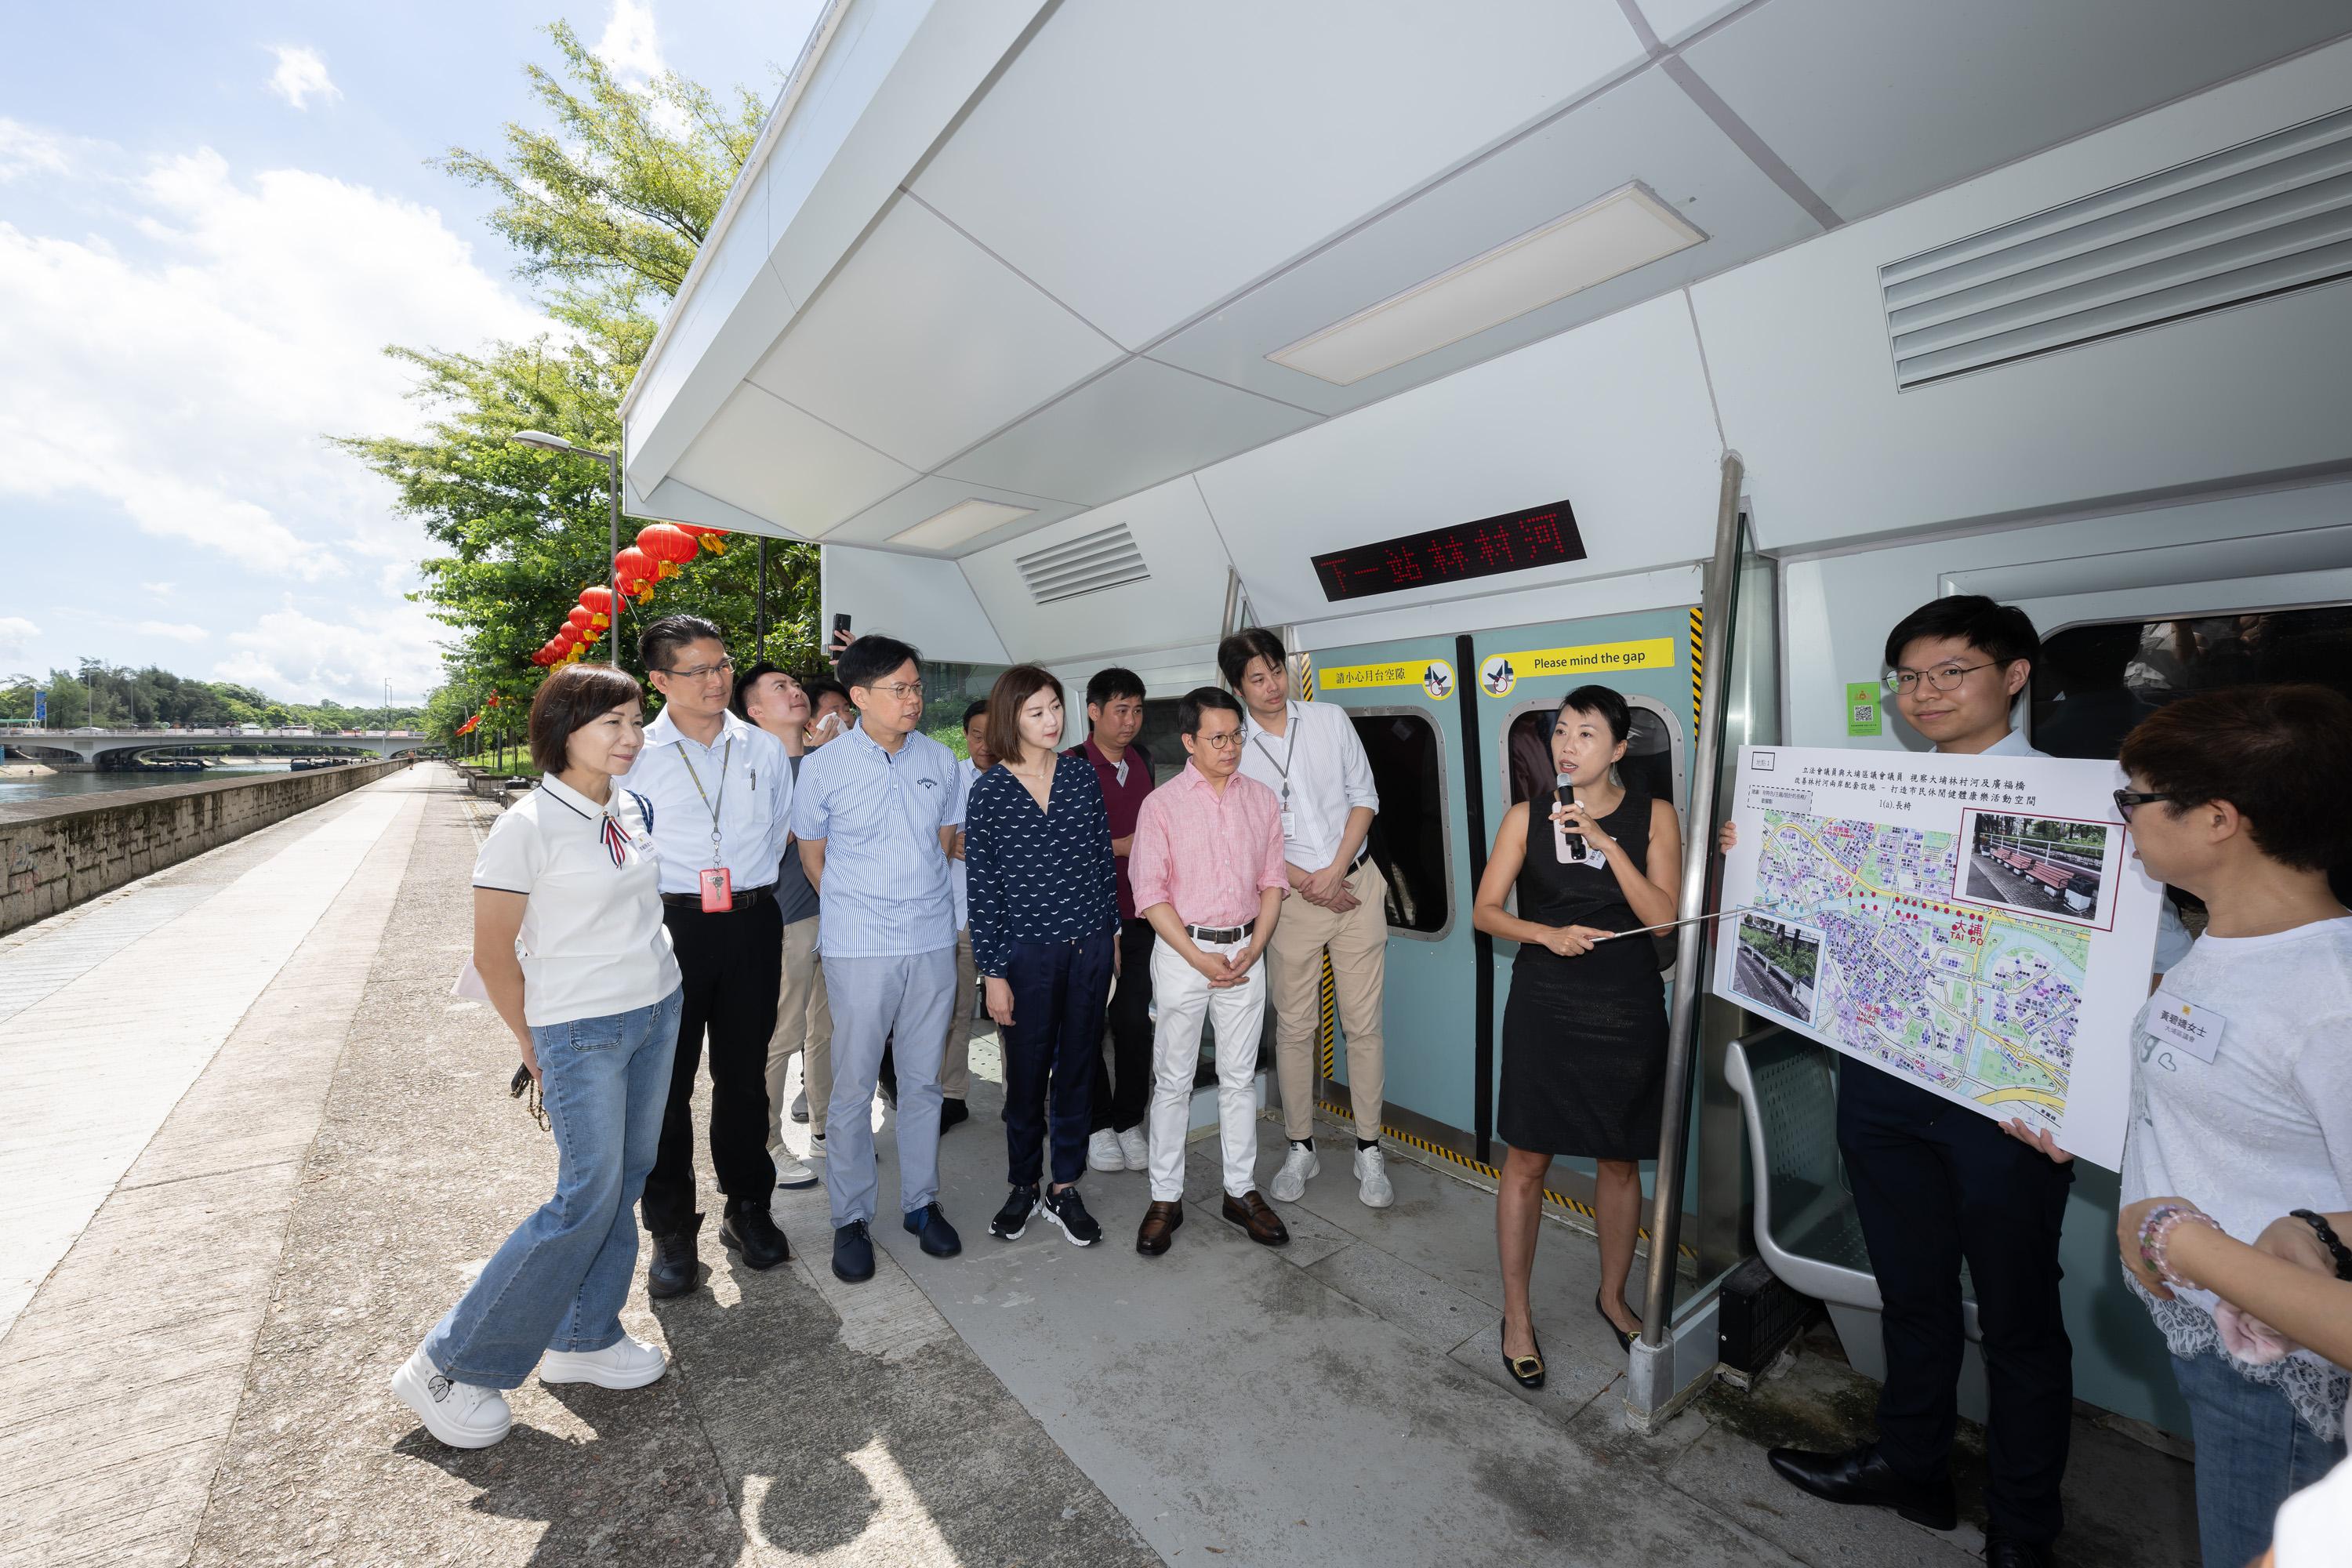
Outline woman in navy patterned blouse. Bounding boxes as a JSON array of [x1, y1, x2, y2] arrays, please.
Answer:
[[965, 665, 1122, 1248]]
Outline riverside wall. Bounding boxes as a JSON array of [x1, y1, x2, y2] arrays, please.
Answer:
[[0, 760, 413, 935]]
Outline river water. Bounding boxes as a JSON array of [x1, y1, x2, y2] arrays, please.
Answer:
[[0, 759, 314, 806]]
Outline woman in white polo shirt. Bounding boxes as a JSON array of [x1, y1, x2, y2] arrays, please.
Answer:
[[390, 663, 684, 1450]]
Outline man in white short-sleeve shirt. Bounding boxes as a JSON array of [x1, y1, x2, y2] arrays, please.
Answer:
[[1221, 628, 1396, 1212], [622, 615, 795, 1299]]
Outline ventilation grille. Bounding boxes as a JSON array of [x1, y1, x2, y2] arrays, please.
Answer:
[[1014, 523, 1149, 604], [1882, 107, 2352, 390]]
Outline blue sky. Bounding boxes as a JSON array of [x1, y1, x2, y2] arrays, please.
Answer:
[[0, 0, 822, 704]]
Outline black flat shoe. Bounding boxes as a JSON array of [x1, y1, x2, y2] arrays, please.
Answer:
[[1766, 1443, 1958, 1531], [1595, 1290, 1638, 1352], [1500, 1320, 1545, 1389]]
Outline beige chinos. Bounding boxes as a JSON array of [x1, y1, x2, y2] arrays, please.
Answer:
[[767, 914, 832, 1144], [1267, 857, 1387, 1142]]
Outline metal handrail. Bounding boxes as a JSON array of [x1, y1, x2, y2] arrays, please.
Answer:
[[1636, 451, 1744, 1351]]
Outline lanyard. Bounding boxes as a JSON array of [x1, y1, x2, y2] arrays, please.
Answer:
[[675, 736, 732, 866], [1247, 706, 1295, 806]]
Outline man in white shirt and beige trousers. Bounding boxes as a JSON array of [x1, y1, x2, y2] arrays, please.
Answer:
[[1219, 628, 1394, 1209]]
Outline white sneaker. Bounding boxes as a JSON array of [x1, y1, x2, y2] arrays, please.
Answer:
[[1087, 1128, 1125, 1172], [390, 1346, 511, 1449], [1269, 1143, 1319, 1203], [1353, 1145, 1395, 1209], [1117, 1126, 1149, 1171], [539, 1334, 667, 1390], [773, 1150, 818, 1190]]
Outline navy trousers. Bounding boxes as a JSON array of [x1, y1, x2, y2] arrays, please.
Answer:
[[1091, 916, 1158, 1134], [1838, 1061, 2074, 1547], [1000, 929, 1115, 1189]]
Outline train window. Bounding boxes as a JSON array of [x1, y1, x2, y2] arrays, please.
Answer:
[[918, 660, 1010, 756], [1348, 709, 1451, 938], [2032, 604, 2352, 909], [1502, 698, 1682, 811]]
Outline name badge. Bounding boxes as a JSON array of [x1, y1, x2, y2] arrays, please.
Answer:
[[1280, 810, 1297, 840], [699, 866, 734, 913], [2146, 990, 2222, 1063]]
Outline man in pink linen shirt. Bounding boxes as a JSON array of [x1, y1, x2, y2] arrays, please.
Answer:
[[1127, 687, 1288, 1256]]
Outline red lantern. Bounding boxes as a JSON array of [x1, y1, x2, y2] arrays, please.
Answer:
[[614, 546, 655, 601], [567, 606, 593, 633], [637, 523, 695, 580], [579, 585, 615, 627], [676, 523, 730, 556]]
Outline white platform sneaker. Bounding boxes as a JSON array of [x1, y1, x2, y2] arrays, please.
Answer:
[[390, 1346, 512, 1450], [1116, 1126, 1149, 1171], [1269, 1143, 1319, 1202], [539, 1333, 668, 1390], [1353, 1145, 1395, 1208], [1087, 1127, 1126, 1172], [772, 1149, 818, 1190]]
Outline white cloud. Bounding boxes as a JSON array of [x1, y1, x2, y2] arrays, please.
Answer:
[[136, 621, 209, 644], [0, 119, 71, 183], [0, 138, 545, 589], [214, 598, 445, 706], [140, 581, 176, 597], [593, 0, 666, 85], [0, 617, 38, 662], [266, 45, 340, 111]]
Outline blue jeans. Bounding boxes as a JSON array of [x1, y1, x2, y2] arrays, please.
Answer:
[[823, 949, 956, 1227], [426, 988, 681, 1388], [2173, 1349, 2347, 1568], [1000, 929, 1114, 1189]]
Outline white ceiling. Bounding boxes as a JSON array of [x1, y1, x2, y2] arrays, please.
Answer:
[[636, 0, 2352, 560]]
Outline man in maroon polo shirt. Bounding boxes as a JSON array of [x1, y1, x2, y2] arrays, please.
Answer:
[[1066, 666, 1156, 1174]]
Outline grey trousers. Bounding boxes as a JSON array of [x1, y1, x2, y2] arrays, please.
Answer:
[[823, 947, 956, 1228]]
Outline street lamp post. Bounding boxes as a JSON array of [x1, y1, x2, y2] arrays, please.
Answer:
[[512, 430, 623, 669]]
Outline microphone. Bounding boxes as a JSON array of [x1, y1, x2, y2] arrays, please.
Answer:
[[1553, 771, 1577, 862]]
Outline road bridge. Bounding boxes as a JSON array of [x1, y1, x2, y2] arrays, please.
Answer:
[[2, 727, 432, 769]]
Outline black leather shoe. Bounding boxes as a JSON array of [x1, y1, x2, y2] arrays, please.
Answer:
[[646, 1213, 702, 1299], [902, 1201, 962, 1257], [938, 1098, 969, 1132], [1766, 1443, 1957, 1531], [1984, 1533, 2054, 1568], [1500, 1320, 1545, 1389], [832, 1220, 875, 1283], [719, 1204, 789, 1270]]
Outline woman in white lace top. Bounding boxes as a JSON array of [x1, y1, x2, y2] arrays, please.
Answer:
[[2112, 686, 2352, 1568]]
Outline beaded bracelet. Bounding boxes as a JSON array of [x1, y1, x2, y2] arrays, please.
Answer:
[[2290, 1209, 2352, 1282], [2139, 1203, 2223, 1289]]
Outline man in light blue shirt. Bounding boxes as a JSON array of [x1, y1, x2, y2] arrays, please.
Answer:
[[789, 634, 967, 1283]]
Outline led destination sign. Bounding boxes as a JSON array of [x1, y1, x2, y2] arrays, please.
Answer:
[[1311, 499, 1587, 603]]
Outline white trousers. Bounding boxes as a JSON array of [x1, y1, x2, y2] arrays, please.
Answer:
[[1147, 935, 1265, 1203]]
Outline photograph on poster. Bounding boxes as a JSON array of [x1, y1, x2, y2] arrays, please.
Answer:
[[1959, 811, 2111, 927], [1730, 913, 1821, 1025]]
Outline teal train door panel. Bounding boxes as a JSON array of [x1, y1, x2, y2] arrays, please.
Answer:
[[1301, 636, 1476, 1133]]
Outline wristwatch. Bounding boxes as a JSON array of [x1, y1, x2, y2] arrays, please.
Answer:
[[2289, 1209, 2352, 1281]]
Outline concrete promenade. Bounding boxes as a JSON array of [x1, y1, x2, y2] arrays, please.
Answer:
[[0, 765, 2200, 1566]]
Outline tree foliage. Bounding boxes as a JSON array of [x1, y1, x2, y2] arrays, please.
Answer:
[[0, 663, 423, 731], [345, 24, 818, 746]]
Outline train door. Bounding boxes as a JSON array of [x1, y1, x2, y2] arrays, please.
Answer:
[[1297, 636, 1474, 1140]]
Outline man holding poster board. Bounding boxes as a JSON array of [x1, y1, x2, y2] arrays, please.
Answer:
[[1719, 597, 2188, 1568]]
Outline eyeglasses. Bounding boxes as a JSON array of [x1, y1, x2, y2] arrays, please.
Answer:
[[662, 658, 734, 683], [2112, 789, 2176, 821], [1884, 660, 1999, 695], [1192, 730, 1244, 750], [863, 681, 924, 701]]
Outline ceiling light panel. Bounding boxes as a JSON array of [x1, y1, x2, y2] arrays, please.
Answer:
[[1267, 184, 1706, 386], [887, 498, 1036, 551]]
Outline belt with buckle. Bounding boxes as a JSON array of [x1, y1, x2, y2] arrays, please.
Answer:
[[1348, 844, 1373, 873], [660, 884, 774, 912], [1185, 919, 1255, 944]]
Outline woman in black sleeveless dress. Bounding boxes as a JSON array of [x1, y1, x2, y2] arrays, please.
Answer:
[[1472, 685, 1682, 1386]]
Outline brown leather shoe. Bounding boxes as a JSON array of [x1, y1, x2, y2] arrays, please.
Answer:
[[1221, 1191, 1290, 1247], [1135, 1200, 1185, 1256]]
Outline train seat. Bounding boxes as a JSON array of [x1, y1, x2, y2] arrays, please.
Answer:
[[1726, 1028, 1991, 1421]]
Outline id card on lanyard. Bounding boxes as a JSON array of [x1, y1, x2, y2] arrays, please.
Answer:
[[677, 736, 734, 911], [1250, 710, 1298, 841]]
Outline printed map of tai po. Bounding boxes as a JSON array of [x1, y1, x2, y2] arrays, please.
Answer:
[[1747, 810, 2086, 1129]]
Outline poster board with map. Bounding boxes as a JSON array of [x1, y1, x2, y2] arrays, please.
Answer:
[[1710, 745, 2165, 1170]]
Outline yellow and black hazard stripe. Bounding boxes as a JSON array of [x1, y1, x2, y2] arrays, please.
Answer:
[[1318, 953, 1337, 1076], [1689, 606, 1704, 733]]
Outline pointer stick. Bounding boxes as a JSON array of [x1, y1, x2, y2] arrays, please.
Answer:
[[1595, 903, 1764, 941]]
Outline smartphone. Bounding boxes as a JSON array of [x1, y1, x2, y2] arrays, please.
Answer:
[[832, 612, 851, 641]]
